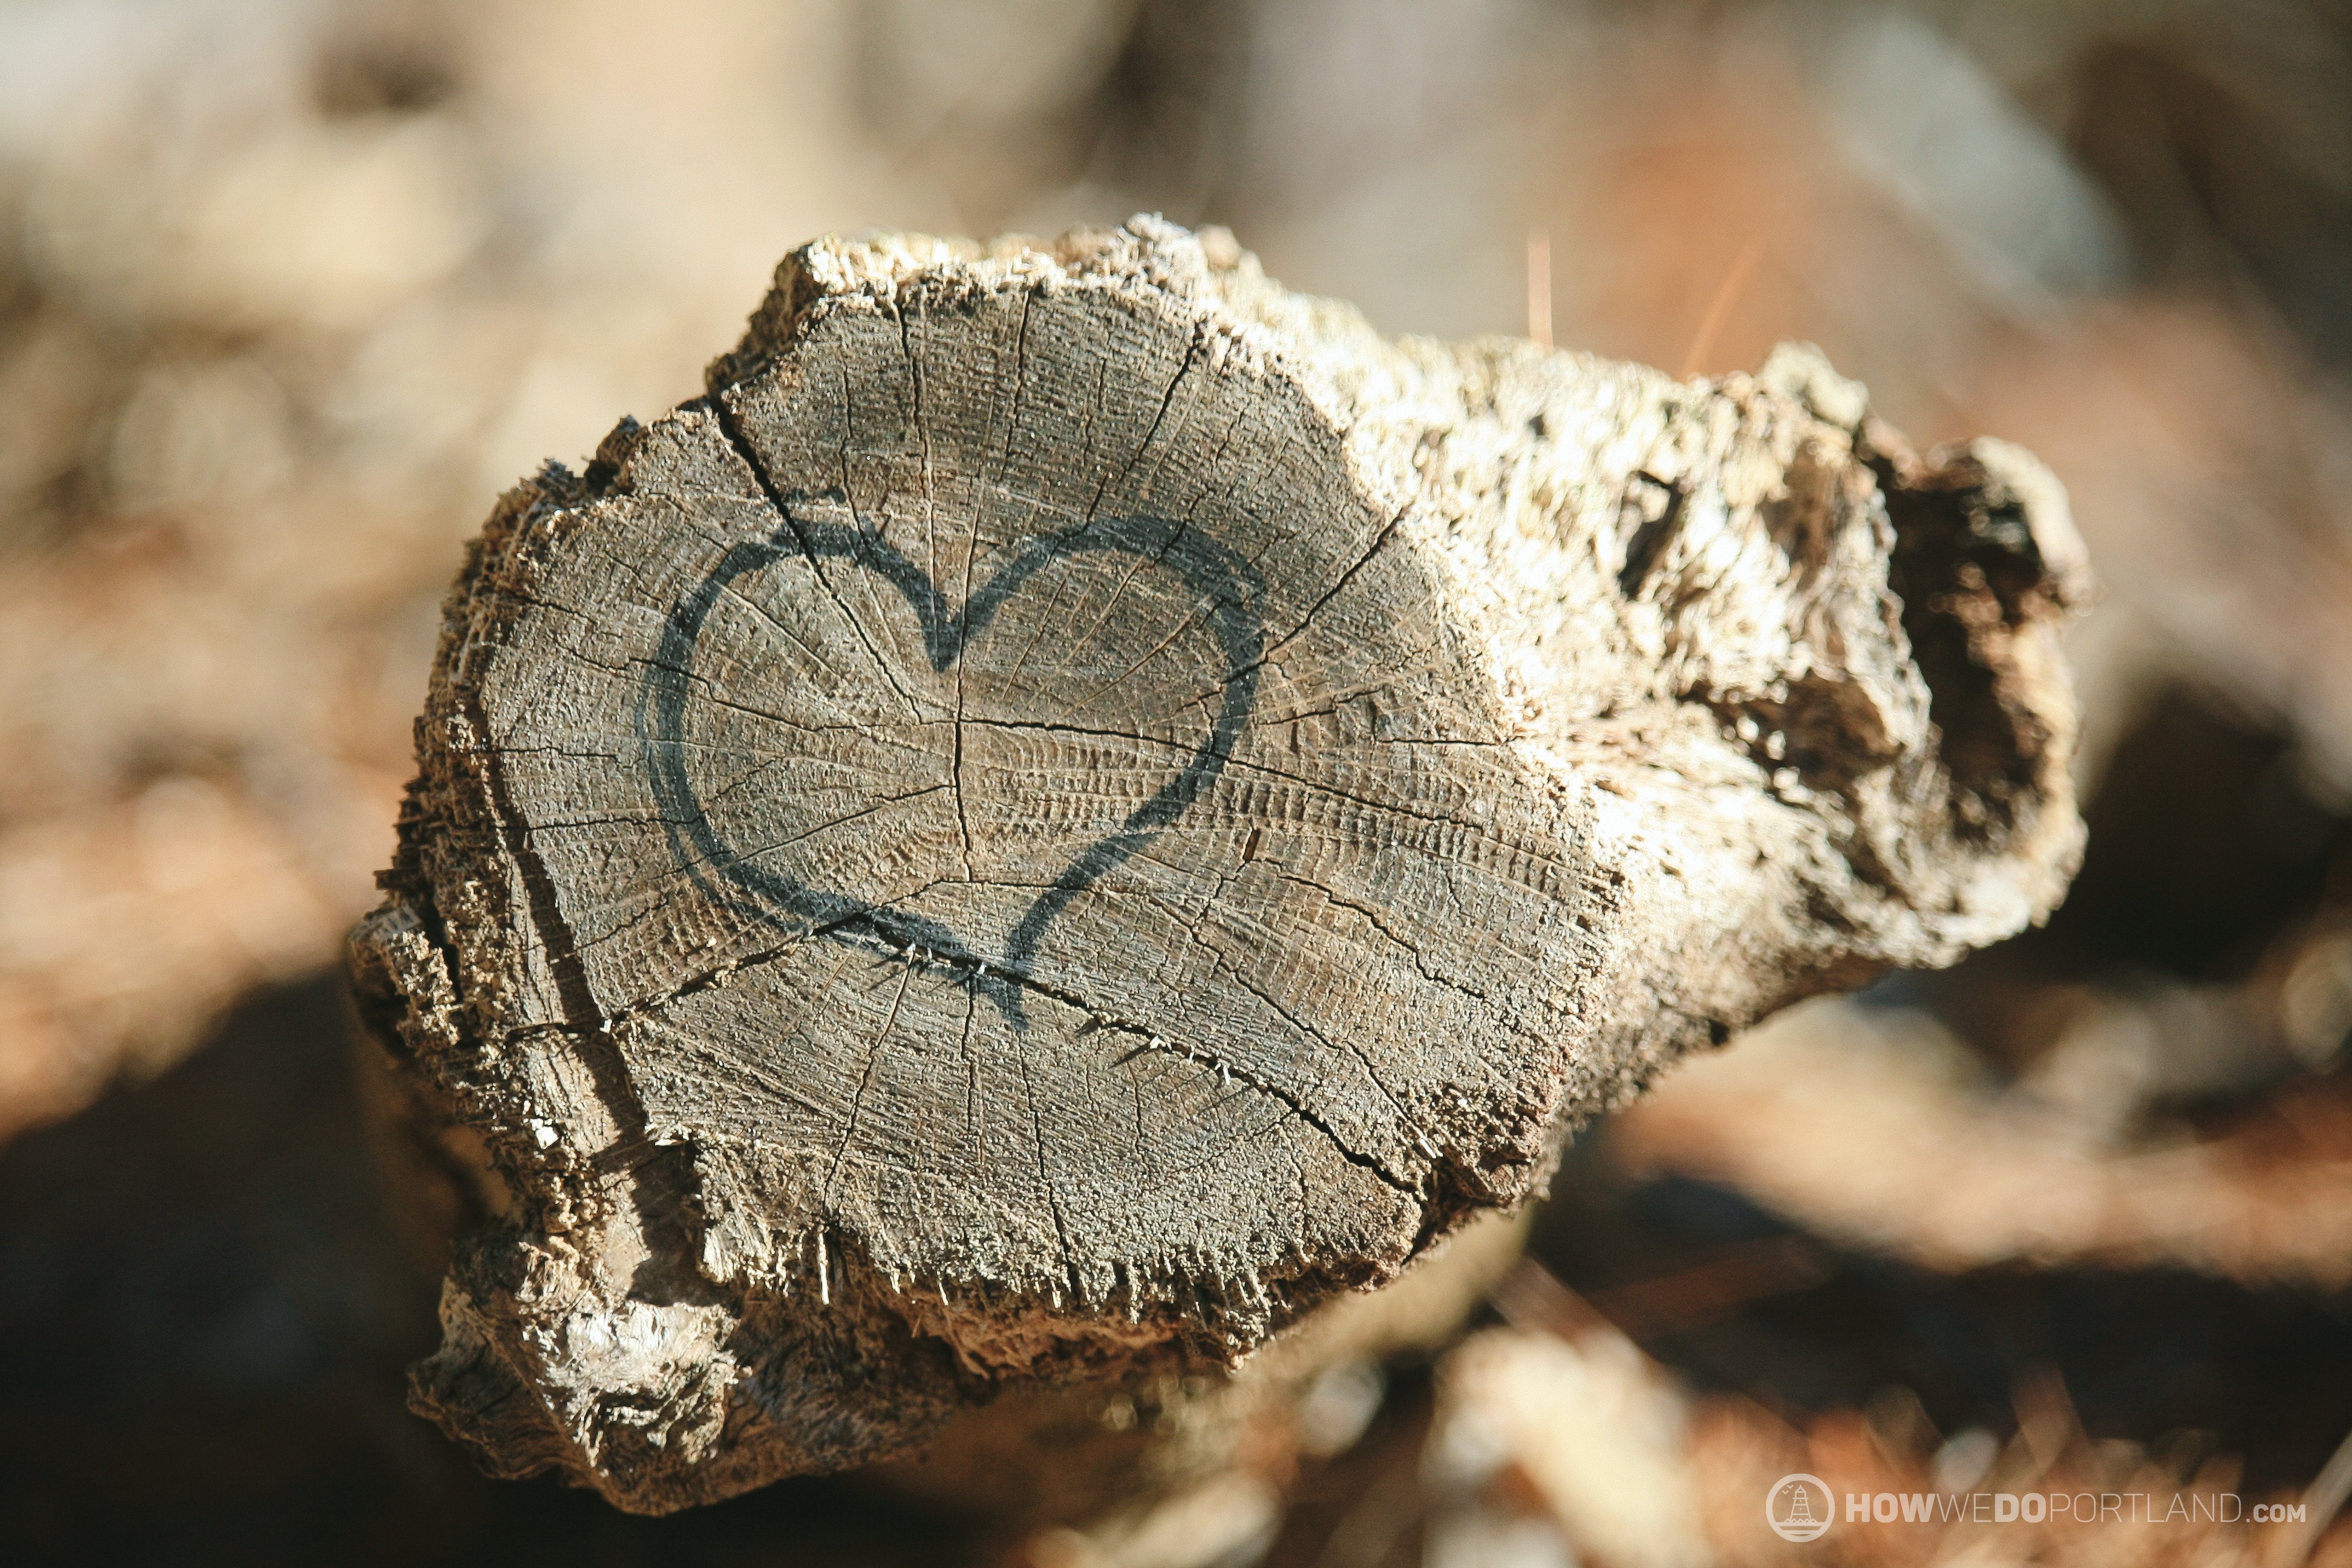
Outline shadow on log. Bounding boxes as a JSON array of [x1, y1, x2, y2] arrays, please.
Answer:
[[0, 975, 984, 1563]]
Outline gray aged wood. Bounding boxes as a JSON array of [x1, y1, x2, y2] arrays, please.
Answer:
[[348, 217, 2088, 1513]]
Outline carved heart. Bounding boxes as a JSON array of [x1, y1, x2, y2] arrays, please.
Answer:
[[642, 506, 1263, 1024]]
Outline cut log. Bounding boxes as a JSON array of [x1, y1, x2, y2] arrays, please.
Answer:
[[347, 216, 2089, 1513]]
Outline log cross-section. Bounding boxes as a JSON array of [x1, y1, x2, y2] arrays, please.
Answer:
[[348, 217, 2088, 1513]]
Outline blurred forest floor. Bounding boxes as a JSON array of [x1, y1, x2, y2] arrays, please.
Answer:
[[4, 0, 2352, 1563]]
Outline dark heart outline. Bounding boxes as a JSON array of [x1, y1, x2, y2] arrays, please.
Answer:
[[640, 503, 1265, 1027]]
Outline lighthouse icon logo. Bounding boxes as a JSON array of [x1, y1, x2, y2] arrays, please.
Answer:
[[1767, 1474, 1835, 1542]]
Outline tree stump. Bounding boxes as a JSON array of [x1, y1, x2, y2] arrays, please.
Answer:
[[348, 217, 2089, 1513]]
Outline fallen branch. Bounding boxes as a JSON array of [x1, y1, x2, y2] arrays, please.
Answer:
[[348, 217, 2087, 1512]]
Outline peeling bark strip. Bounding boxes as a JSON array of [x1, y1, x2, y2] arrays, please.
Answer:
[[348, 217, 2089, 1513]]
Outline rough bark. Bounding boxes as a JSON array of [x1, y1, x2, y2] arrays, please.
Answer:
[[347, 215, 2088, 1513]]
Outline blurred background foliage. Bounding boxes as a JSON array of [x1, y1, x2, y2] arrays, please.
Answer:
[[2, 0, 2351, 1563]]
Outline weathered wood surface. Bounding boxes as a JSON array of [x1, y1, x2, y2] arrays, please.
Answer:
[[348, 217, 2088, 1512]]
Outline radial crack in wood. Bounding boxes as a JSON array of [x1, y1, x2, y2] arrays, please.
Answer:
[[347, 216, 2089, 1513]]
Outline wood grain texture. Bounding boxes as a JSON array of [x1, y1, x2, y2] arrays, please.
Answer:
[[348, 217, 2089, 1512]]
